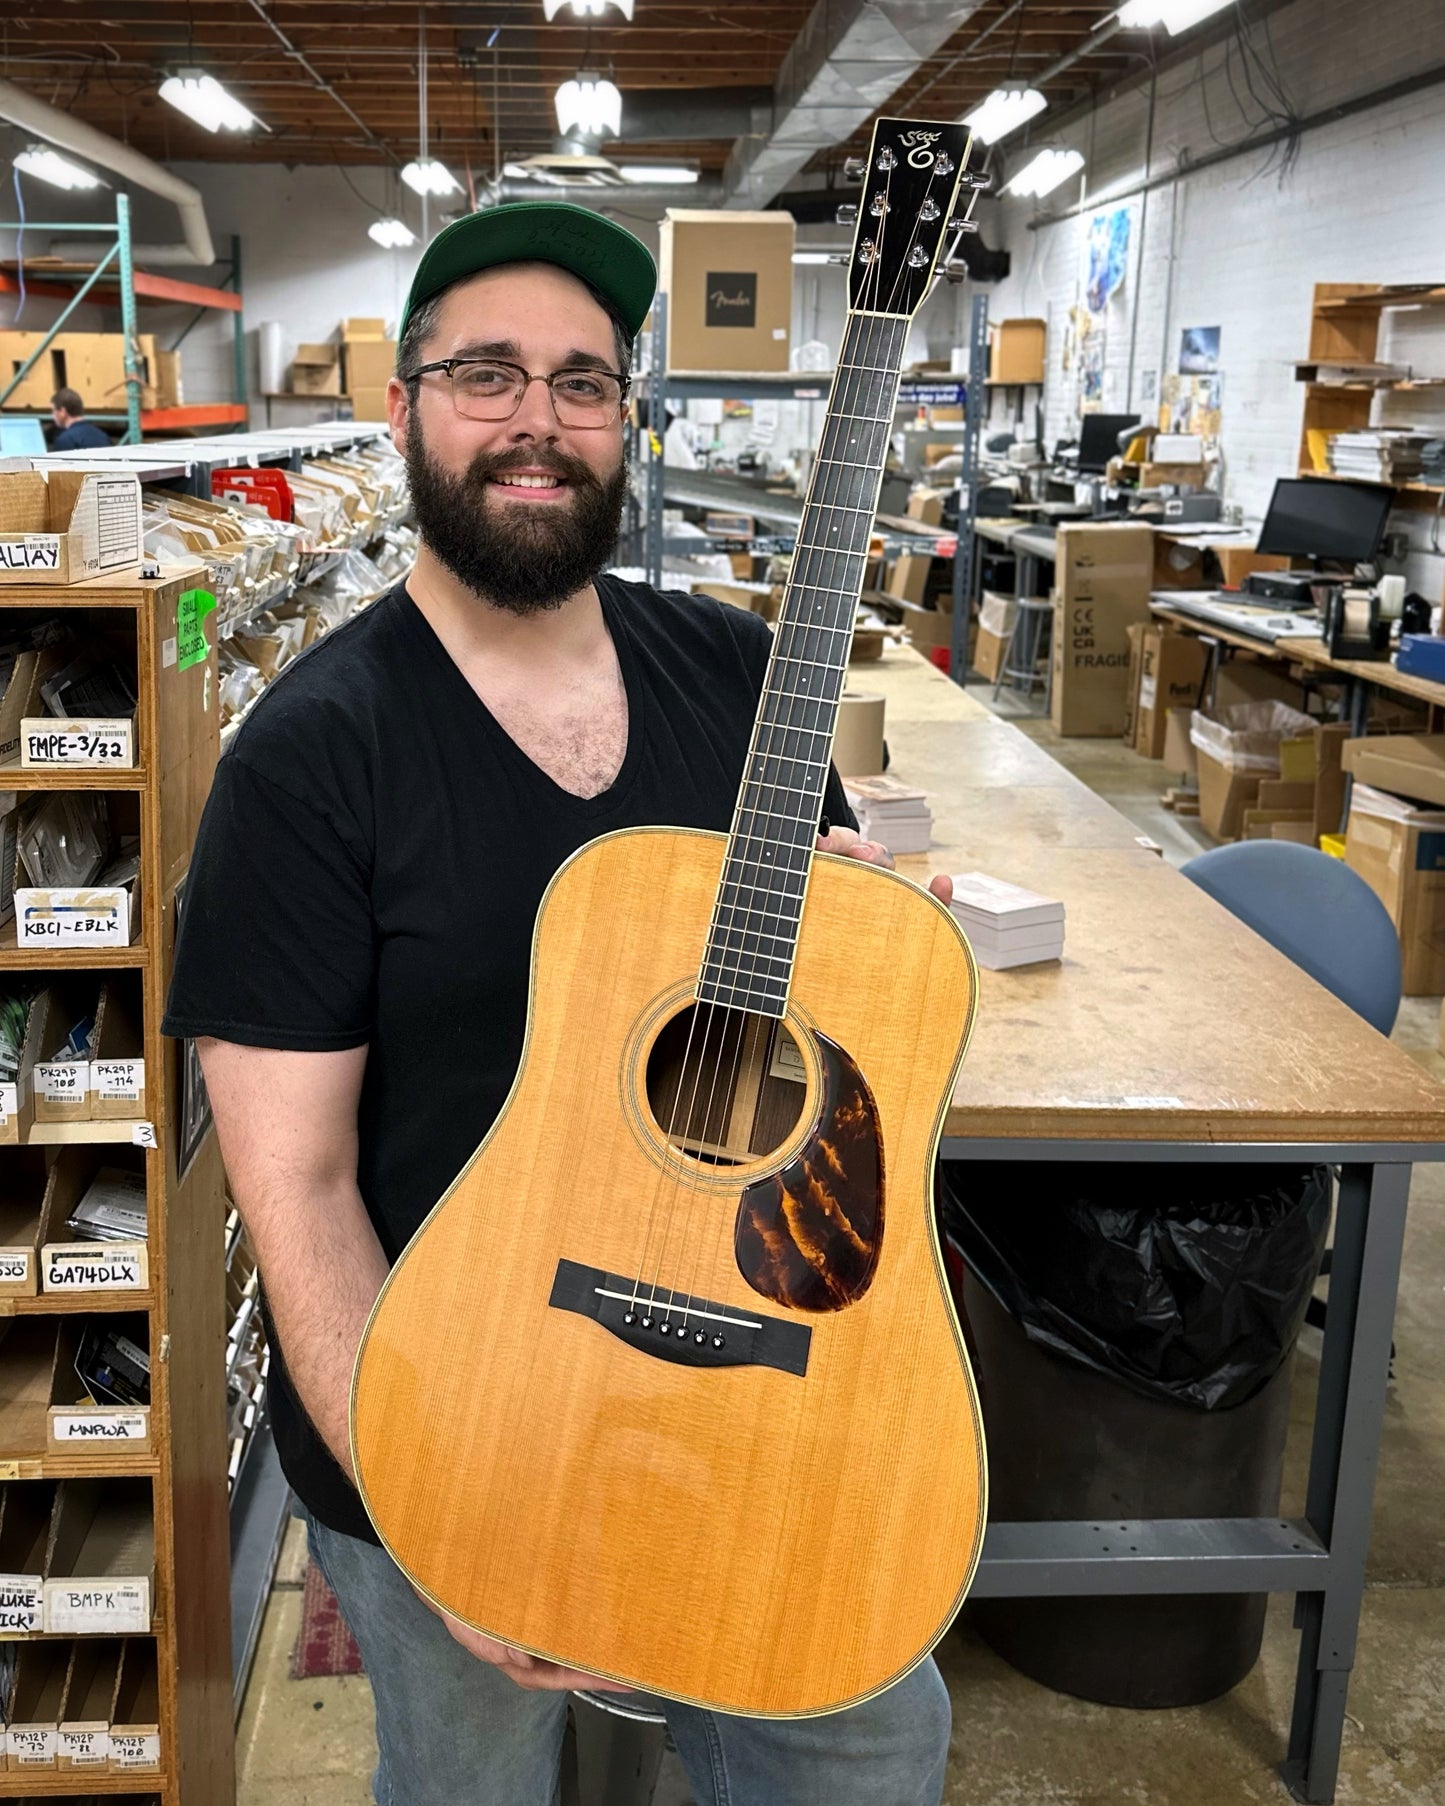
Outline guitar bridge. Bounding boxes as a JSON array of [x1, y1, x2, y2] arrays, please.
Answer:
[[548, 1258, 811, 1377]]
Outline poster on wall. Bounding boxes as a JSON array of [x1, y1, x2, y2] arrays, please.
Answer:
[[1078, 316, 1107, 411], [1159, 372, 1222, 441], [1085, 206, 1132, 314], [1179, 326, 1222, 374]]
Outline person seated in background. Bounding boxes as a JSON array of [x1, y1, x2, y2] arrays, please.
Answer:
[[49, 388, 111, 452]]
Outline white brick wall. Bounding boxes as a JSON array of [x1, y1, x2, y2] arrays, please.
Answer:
[[976, 0, 1445, 598]]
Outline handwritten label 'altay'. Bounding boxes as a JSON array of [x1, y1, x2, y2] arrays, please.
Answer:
[[43, 1241, 147, 1292]]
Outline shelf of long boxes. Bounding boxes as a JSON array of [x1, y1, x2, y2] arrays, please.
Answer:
[[136, 437, 416, 745]]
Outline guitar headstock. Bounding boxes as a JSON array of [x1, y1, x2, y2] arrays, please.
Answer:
[[844, 117, 976, 319]]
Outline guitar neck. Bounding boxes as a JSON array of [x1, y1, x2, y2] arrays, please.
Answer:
[[697, 311, 911, 1017]]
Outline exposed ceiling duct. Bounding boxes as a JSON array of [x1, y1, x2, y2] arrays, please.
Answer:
[[723, 0, 987, 208], [0, 77, 215, 268]]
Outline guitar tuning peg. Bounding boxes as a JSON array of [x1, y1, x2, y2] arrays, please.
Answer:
[[949, 218, 980, 235], [842, 157, 866, 184], [826, 253, 850, 266], [835, 203, 859, 227], [961, 173, 991, 192], [940, 261, 968, 284]]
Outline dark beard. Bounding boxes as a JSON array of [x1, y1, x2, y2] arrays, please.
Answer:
[[404, 421, 628, 616]]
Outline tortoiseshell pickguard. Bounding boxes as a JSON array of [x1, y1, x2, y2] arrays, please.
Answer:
[[734, 1031, 883, 1312]]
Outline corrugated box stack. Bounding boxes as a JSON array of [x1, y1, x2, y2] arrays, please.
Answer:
[[1050, 523, 1154, 737]]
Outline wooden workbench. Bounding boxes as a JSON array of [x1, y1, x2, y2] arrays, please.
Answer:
[[861, 645, 1444, 1143], [850, 642, 1445, 1805], [1276, 635, 1445, 714]]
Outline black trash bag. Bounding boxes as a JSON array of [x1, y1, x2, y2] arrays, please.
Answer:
[[939, 1161, 1331, 1410]]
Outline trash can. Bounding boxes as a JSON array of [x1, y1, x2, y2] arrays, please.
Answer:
[[941, 1161, 1330, 1709]]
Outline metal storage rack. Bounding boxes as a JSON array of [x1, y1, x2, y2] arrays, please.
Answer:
[[0, 193, 248, 441]]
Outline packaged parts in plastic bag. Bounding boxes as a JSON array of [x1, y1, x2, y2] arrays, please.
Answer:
[[17, 792, 108, 888], [1189, 700, 1315, 774], [939, 1160, 1330, 1410]]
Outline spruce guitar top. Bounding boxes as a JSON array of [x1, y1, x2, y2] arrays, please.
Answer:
[[352, 115, 988, 1717]]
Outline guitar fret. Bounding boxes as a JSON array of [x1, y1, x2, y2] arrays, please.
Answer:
[[827, 408, 893, 424]]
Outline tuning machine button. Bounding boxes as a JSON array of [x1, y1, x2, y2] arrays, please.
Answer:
[[842, 156, 867, 184], [826, 253, 850, 266], [961, 172, 991, 192], [907, 245, 930, 268], [835, 202, 859, 226], [949, 218, 980, 235]]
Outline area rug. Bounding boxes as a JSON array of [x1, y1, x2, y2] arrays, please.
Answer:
[[290, 1558, 365, 1679]]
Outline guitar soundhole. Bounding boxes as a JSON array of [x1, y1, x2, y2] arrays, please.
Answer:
[[644, 1004, 808, 1165]]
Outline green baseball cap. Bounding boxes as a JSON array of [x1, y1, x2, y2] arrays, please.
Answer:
[[399, 201, 657, 346]]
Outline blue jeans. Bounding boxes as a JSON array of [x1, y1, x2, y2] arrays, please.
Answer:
[[306, 1513, 952, 1806]]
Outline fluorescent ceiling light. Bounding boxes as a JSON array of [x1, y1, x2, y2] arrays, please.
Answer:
[[792, 250, 845, 265], [159, 72, 260, 133], [1004, 147, 1085, 199], [543, 0, 634, 16], [401, 158, 461, 197], [368, 218, 417, 249], [964, 87, 1047, 146], [555, 74, 622, 139], [618, 164, 698, 184], [13, 146, 105, 191], [1116, 0, 1231, 33]]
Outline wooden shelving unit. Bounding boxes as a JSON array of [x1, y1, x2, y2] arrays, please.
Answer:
[[0, 565, 232, 1804], [1295, 281, 1445, 503]]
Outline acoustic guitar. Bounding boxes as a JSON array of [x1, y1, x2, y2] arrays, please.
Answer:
[[352, 115, 987, 1717]]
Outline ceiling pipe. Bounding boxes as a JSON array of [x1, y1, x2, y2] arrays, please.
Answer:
[[0, 78, 215, 267]]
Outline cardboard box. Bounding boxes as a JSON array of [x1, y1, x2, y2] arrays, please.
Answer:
[[1341, 735, 1445, 809], [899, 602, 961, 654], [1123, 621, 1148, 747], [886, 552, 933, 606], [1049, 523, 1154, 737], [974, 624, 1011, 683], [0, 468, 143, 586], [978, 590, 1018, 639], [290, 344, 342, 396], [1140, 461, 1207, 490], [0, 331, 63, 409], [1134, 628, 1209, 759], [1190, 701, 1318, 841], [340, 317, 387, 339], [349, 385, 390, 422], [988, 318, 1046, 386], [906, 487, 946, 526], [658, 210, 794, 372], [1163, 704, 1197, 778], [1152, 532, 1290, 592], [72, 334, 160, 414], [152, 348, 183, 410], [1345, 783, 1445, 994], [343, 338, 396, 392]]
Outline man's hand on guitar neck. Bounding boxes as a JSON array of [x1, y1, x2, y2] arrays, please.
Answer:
[[416, 1589, 634, 1692], [817, 823, 954, 907]]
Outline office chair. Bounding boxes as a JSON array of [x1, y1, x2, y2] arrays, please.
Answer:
[[1180, 840, 1403, 1345], [1179, 841, 1401, 1036]]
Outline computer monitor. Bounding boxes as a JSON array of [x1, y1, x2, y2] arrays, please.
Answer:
[[1076, 413, 1141, 474], [1255, 476, 1394, 565], [0, 418, 46, 457]]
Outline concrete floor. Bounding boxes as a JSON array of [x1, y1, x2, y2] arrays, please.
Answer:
[[236, 697, 1445, 1806]]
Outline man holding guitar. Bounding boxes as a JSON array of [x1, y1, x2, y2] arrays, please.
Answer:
[[166, 200, 955, 1804]]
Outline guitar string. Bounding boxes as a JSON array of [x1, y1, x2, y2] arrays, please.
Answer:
[[628, 139, 955, 1330], [637, 293, 897, 1327], [681, 165, 933, 1331], [660, 157, 942, 1323], [667, 303, 896, 1332]]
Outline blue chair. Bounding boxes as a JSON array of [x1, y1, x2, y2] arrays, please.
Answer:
[[1181, 840, 1404, 1352], [1180, 840, 1401, 1037]]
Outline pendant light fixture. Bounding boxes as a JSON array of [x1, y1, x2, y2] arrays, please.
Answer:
[[1003, 147, 1085, 199], [554, 73, 622, 140], [543, 0, 634, 16], [406, 10, 460, 227], [159, 72, 261, 133], [13, 146, 106, 191], [1116, 0, 1231, 32], [369, 218, 418, 249], [964, 87, 1048, 146]]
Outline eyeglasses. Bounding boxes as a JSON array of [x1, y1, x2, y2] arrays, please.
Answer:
[[406, 357, 627, 428]]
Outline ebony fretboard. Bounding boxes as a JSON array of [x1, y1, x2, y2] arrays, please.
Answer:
[[697, 311, 911, 1017]]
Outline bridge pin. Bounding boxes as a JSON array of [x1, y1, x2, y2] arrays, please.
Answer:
[[712, 1335, 725, 1350], [641, 1316, 654, 1330], [694, 1331, 707, 1345]]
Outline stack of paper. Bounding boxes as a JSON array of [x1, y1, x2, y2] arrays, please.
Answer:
[[949, 871, 1065, 970], [1326, 431, 1431, 482], [844, 776, 932, 854]]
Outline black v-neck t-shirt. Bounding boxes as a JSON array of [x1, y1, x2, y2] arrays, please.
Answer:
[[163, 574, 854, 1541]]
